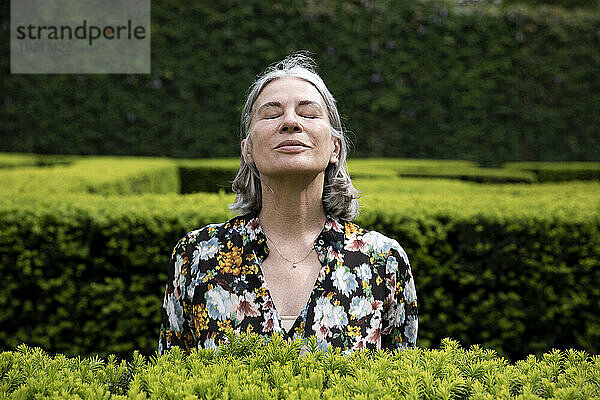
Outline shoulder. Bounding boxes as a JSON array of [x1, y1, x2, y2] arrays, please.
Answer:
[[342, 220, 410, 266], [171, 214, 257, 255]]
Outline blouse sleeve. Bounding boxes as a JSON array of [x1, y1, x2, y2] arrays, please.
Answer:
[[381, 242, 418, 350], [158, 237, 196, 355]]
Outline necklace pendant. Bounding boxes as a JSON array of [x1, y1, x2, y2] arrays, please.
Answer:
[[292, 263, 297, 268]]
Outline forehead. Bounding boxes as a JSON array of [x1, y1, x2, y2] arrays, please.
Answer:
[[253, 77, 326, 109]]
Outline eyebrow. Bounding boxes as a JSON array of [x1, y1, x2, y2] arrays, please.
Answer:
[[256, 101, 282, 113], [256, 100, 324, 114]]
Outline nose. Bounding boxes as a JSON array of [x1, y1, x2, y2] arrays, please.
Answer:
[[280, 112, 302, 134]]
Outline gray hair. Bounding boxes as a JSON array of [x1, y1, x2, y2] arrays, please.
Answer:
[[230, 52, 360, 220]]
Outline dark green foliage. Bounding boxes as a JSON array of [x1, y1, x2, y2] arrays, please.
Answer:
[[0, 153, 76, 169], [503, 0, 600, 11], [0, 192, 232, 359], [357, 176, 600, 359], [349, 159, 539, 182], [1, 1, 599, 165], [174, 158, 539, 190], [365, 213, 600, 360], [1, 156, 599, 361], [504, 161, 600, 181], [177, 159, 240, 193], [1, 336, 599, 399]]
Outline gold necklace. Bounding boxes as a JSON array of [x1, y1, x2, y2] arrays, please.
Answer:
[[262, 227, 322, 268]]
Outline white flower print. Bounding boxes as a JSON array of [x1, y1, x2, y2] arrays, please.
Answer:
[[404, 277, 417, 304], [386, 255, 398, 274], [263, 309, 282, 333], [327, 246, 344, 264], [312, 319, 332, 341], [352, 336, 366, 351], [389, 301, 406, 327], [166, 292, 184, 332], [363, 231, 393, 256], [245, 218, 262, 241], [345, 233, 368, 252], [314, 296, 334, 321], [195, 237, 221, 262], [262, 314, 274, 332], [386, 273, 397, 294], [331, 305, 348, 329], [203, 338, 217, 349], [312, 296, 336, 339], [236, 291, 261, 321], [349, 296, 372, 319], [355, 263, 372, 282], [333, 267, 358, 297], [172, 254, 185, 296], [365, 314, 382, 346], [205, 286, 234, 321], [404, 315, 418, 344], [326, 217, 344, 233], [371, 299, 383, 313], [187, 273, 206, 300]]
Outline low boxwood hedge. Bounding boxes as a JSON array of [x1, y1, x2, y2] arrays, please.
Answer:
[[1, 156, 599, 361], [0, 157, 179, 196], [1, 333, 599, 399], [0, 153, 75, 169], [350, 159, 537, 183], [176, 159, 240, 194], [172, 158, 538, 193], [503, 161, 600, 182]]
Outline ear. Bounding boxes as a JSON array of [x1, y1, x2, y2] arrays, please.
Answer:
[[241, 138, 254, 164], [329, 137, 341, 164]]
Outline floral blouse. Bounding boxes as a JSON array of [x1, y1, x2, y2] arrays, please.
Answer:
[[158, 213, 418, 355]]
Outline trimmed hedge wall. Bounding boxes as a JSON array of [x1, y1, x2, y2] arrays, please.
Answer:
[[0, 156, 180, 196], [175, 158, 538, 194], [0, 153, 75, 169], [1, 0, 599, 164], [504, 0, 600, 10], [1, 156, 599, 361], [2, 335, 599, 399], [356, 177, 600, 359], [503, 161, 600, 182], [0, 192, 228, 357]]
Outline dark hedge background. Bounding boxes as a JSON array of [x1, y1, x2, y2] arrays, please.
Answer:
[[1, 0, 599, 165]]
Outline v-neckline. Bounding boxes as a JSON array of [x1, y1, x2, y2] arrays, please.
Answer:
[[255, 251, 327, 337], [241, 212, 343, 337]]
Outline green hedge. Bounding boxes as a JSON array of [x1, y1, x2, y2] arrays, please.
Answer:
[[0, 157, 180, 196], [2, 0, 599, 165], [0, 191, 231, 357], [1, 157, 599, 360], [503, 161, 600, 182], [0, 153, 75, 169], [2, 334, 599, 399], [356, 177, 600, 359], [503, 0, 600, 11], [173, 158, 538, 193], [349, 159, 537, 183], [176, 159, 241, 193]]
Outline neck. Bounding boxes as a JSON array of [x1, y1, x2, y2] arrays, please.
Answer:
[[258, 172, 327, 241]]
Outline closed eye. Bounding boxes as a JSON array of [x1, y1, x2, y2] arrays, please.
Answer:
[[264, 115, 281, 120]]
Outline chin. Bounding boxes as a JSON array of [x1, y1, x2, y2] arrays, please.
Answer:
[[261, 161, 327, 178]]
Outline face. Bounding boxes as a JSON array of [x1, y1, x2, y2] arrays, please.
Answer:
[[243, 77, 340, 179]]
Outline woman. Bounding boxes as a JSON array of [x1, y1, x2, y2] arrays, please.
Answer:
[[158, 53, 418, 354]]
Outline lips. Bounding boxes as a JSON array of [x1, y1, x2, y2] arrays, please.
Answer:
[[275, 140, 309, 149]]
